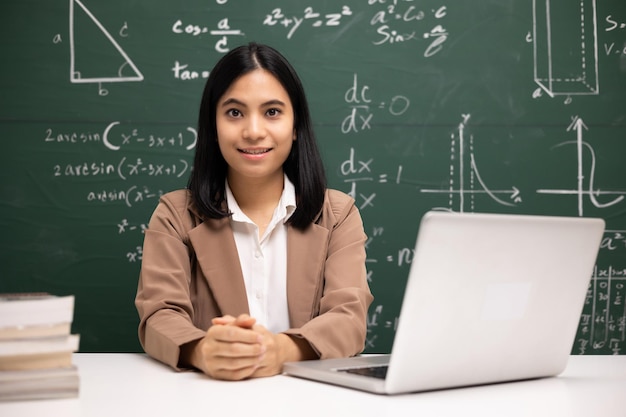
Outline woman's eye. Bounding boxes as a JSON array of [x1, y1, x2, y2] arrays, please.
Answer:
[[227, 109, 241, 117], [267, 108, 281, 117]]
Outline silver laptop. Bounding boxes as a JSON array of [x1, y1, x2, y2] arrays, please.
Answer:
[[283, 211, 605, 394]]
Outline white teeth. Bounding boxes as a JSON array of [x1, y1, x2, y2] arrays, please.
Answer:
[[241, 149, 269, 155]]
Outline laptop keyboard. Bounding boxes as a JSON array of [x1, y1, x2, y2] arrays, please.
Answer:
[[339, 365, 389, 379]]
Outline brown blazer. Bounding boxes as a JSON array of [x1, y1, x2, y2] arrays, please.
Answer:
[[135, 189, 373, 370]]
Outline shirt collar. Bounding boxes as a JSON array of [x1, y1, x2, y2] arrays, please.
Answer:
[[225, 174, 297, 225]]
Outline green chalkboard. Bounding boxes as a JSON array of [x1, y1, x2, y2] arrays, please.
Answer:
[[1, 0, 625, 354]]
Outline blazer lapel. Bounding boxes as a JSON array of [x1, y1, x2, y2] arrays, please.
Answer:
[[286, 224, 330, 327], [188, 217, 330, 325], [188, 218, 250, 316]]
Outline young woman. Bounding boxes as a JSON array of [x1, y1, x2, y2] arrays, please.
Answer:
[[135, 43, 373, 381]]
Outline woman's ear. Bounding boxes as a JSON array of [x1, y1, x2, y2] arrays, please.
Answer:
[[293, 130, 297, 141]]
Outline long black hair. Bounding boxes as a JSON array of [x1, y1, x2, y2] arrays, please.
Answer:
[[187, 42, 326, 230]]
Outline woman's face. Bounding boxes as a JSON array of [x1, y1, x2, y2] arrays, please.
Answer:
[[216, 68, 295, 185]]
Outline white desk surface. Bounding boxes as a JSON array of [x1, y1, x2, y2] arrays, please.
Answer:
[[1, 353, 624, 417]]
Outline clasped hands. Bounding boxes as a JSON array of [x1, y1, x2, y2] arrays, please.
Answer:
[[187, 314, 314, 381]]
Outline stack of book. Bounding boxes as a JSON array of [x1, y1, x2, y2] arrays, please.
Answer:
[[0, 293, 80, 401]]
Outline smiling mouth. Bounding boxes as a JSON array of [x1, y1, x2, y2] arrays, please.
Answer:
[[239, 148, 271, 155]]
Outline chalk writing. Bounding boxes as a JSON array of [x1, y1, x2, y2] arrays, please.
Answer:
[[44, 122, 193, 265], [532, 0, 599, 98], [368, 2, 448, 55], [211, 18, 245, 52], [339, 147, 403, 210], [364, 227, 384, 284], [388, 247, 414, 267], [366, 304, 399, 349], [171, 61, 211, 80], [103, 122, 197, 151], [126, 246, 143, 263], [601, 231, 626, 252], [262, 6, 353, 39], [44, 123, 197, 151], [576, 264, 626, 354], [87, 186, 164, 208], [53, 157, 189, 180], [169, 0, 243, 77], [603, 42, 626, 56], [420, 115, 522, 212], [603, 12, 626, 56], [117, 218, 148, 235], [45, 128, 101, 144], [341, 73, 410, 134], [605, 14, 626, 31], [69, 0, 143, 95], [536, 116, 625, 216], [171, 17, 244, 53]]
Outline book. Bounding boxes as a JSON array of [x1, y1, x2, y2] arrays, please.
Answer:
[[0, 292, 81, 400], [0, 293, 75, 329], [0, 322, 71, 341], [0, 365, 79, 401], [0, 334, 80, 371]]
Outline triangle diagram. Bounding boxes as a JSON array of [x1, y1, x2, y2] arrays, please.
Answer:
[[70, 0, 143, 83]]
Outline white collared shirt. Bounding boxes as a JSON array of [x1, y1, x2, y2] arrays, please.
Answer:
[[225, 175, 296, 333]]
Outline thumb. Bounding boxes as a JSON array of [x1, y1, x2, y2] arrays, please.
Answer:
[[211, 315, 236, 325], [233, 314, 256, 329]]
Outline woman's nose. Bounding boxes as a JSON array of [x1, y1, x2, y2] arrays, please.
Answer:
[[243, 115, 266, 140]]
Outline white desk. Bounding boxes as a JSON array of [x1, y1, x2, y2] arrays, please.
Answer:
[[1, 354, 624, 417]]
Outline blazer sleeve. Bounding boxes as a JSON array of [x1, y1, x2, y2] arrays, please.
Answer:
[[135, 190, 206, 370], [283, 190, 374, 358]]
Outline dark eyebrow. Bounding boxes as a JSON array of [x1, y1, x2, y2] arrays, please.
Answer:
[[262, 99, 287, 107], [220, 98, 286, 108], [221, 98, 246, 108]]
